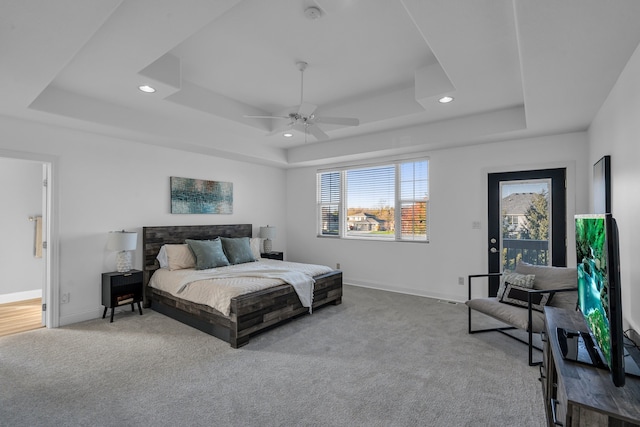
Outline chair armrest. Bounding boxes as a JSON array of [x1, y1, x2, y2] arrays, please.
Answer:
[[468, 273, 503, 300], [526, 287, 578, 330]]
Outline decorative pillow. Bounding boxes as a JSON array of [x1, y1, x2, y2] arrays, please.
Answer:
[[497, 272, 535, 300], [185, 238, 230, 270], [164, 244, 196, 270], [221, 237, 256, 265], [250, 237, 262, 261], [156, 245, 169, 268], [515, 261, 577, 309], [500, 283, 550, 312]]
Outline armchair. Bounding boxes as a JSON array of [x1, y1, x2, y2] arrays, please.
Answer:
[[466, 262, 577, 366]]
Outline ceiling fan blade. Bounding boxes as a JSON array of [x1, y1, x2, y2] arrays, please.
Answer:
[[244, 115, 290, 120], [306, 124, 330, 141], [314, 116, 360, 126], [297, 103, 317, 117]]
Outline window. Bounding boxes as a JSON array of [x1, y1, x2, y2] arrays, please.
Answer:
[[317, 159, 429, 242]]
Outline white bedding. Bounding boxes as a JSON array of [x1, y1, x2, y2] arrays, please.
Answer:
[[149, 259, 334, 316]]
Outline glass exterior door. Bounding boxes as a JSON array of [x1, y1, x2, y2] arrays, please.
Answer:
[[487, 168, 567, 296]]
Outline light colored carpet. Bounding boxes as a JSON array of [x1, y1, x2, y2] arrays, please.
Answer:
[[0, 285, 545, 426]]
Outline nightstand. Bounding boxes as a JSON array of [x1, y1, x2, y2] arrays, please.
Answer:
[[261, 251, 284, 261], [102, 270, 143, 323]]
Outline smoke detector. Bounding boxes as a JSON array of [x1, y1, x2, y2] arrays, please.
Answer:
[[305, 6, 322, 20]]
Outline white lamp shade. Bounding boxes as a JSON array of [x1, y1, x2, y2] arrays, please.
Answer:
[[259, 226, 276, 240], [107, 231, 138, 251]]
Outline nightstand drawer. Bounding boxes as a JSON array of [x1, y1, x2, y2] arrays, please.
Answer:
[[108, 271, 142, 286], [261, 252, 284, 260]]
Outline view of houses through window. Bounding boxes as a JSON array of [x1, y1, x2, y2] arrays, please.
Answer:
[[500, 179, 551, 269], [318, 159, 428, 241]]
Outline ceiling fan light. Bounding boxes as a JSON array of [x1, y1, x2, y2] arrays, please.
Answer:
[[138, 85, 156, 93], [439, 96, 454, 104]]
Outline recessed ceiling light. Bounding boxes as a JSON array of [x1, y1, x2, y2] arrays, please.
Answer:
[[305, 6, 322, 20], [283, 132, 294, 138], [138, 85, 156, 93], [439, 96, 454, 104]]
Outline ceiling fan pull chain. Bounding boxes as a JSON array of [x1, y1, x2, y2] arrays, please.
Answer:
[[299, 61, 306, 106]]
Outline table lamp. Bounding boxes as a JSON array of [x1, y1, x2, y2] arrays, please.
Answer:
[[107, 230, 137, 272], [259, 225, 276, 253]]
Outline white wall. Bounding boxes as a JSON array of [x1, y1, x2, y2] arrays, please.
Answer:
[[0, 116, 286, 326], [286, 132, 589, 303], [589, 42, 640, 333], [0, 158, 44, 302]]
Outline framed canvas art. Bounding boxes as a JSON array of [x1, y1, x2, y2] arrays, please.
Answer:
[[170, 177, 233, 214], [593, 155, 611, 214]]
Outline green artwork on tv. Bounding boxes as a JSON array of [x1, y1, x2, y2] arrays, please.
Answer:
[[575, 215, 611, 365]]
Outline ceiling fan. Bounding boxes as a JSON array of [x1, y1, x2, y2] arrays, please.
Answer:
[[245, 61, 359, 141]]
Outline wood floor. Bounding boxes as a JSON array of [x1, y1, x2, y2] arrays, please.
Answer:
[[0, 298, 43, 337]]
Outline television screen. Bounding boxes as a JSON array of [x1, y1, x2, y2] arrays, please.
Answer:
[[575, 213, 625, 386]]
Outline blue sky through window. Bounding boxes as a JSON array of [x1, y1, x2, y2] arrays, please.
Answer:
[[501, 181, 549, 198], [346, 161, 428, 209]]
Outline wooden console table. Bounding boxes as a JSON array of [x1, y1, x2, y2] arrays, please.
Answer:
[[542, 306, 640, 426]]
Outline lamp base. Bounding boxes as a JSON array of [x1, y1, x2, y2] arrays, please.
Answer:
[[263, 238, 273, 253], [115, 251, 132, 272]]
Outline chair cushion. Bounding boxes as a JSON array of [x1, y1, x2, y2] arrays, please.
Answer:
[[515, 262, 577, 310], [466, 297, 546, 332]]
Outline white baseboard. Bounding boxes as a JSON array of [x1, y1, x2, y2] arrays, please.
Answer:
[[345, 279, 465, 304], [58, 307, 105, 327], [0, 289, 42, 304]]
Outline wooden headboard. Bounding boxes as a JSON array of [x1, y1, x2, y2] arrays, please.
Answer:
[[142, 224, 252, 305]]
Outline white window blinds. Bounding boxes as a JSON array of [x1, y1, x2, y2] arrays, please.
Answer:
[[317, 158, 429, 242]]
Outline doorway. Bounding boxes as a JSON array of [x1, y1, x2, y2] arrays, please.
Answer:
[[487, 168, 567, 296], [0, 152, 57, 331]]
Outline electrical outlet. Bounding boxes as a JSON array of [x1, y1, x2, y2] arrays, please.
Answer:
[[336, 263, 341, 270], [61, 292, 70, 304], [458, 277, 464, 286]]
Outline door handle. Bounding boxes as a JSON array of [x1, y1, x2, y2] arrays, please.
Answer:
[[490, 247, 498, 253]]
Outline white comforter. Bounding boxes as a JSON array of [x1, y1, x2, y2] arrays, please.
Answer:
[[149, 259, 334, 316]]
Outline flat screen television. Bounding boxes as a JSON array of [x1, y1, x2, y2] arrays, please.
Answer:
[[558, 214, 639, 387]]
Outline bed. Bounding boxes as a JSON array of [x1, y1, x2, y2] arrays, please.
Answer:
[[142, 224, 343, 348]]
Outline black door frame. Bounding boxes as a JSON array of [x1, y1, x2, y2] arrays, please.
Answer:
[[487, 168, 567, 296]]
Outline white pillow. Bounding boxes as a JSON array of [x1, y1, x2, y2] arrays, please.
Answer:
[[250, 237, 262, 260], [165, 244, 196, 270], [156, 245, 169, 268]]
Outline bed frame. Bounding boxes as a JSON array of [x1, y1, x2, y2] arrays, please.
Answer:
[[142, 224, 343, 348]]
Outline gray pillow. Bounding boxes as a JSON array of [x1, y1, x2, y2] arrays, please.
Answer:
[[185, 238, 230, 270], [497, 271, 535, 300], [221, 237, 256, 264]]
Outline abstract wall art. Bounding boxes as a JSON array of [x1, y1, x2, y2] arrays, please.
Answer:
[[170, 176, 233, 214]]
